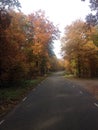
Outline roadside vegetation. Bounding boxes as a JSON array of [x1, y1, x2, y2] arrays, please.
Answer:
[[0, 76, 48, 119]]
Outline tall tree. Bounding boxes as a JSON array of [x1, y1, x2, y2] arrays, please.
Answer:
[[61, 19, 98, 77], [28, 10, 60, 75], [62, 20, 87, 77], [0, 11, 28, 85]]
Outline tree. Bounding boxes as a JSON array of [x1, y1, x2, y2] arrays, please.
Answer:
[[27, 10, 60, 75], [91, 25, 98, 46], [62, 20, 87, 77], [0, 2, 22, 83], [0, 11, 28, 85], [0, 0, 21, 29], [61, 19, 98, 77], [82, 0, 98, 25], [81, 0, 98, 11]]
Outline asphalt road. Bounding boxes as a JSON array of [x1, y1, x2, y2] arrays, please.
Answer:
[[0, 71, 98, 130]]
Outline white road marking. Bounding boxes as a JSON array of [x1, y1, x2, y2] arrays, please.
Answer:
[[94, 103, 98, 108], [0, 120, 5, 125], [80, 91, 83, 94], [22, 97, 27, 102]]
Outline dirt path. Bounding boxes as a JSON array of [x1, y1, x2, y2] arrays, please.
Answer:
[[67, 78, 98, 99]]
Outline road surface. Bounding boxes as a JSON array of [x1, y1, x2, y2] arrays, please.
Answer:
[[0, 71, 98, 130]]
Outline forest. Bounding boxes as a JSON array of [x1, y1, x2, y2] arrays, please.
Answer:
[[0, 1, 64, 87], [0, 0, 98, 88]]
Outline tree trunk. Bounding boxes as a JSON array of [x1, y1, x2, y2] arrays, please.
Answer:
[[77, 55, 81, 78]]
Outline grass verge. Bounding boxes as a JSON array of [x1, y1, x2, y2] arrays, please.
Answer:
[[0, 76, 45, 120]]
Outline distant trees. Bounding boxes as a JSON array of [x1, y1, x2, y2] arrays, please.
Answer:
[[0, 10, 60, 86], [61, 20, 98, 78]]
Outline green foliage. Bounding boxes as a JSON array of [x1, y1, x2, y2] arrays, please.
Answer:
[[91, 26, 98, 47], [0, 78, 43, 101], [0, 77, 44, 118]]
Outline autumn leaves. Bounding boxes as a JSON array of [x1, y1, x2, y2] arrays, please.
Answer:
[[61, 20, 98, 78], [0, 10, 60, 86]]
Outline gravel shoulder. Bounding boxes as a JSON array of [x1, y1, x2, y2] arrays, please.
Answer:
[[66, 78, 98, 99]]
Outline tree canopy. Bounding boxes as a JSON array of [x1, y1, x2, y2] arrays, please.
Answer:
[[61, 19, 98, 78], [0, 9, 61, 86], [0, 0, 21, 29]]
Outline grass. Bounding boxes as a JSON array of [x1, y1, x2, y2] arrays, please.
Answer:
[[64, 74, 75, 78], [0, 77, 45, 119]]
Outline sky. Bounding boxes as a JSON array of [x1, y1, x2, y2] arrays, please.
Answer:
[[19, 0, 91, 58]]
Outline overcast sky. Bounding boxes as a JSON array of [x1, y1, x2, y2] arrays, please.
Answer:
[[19, 0, 91, 58]]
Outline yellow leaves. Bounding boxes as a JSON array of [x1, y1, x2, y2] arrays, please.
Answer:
[[83, 40, 98, 51], [63, 59, 70, 68], [61, 19, 98, 59], [61, 19, 98, 77], [32, 42, 49, 60], [47, 62, 51, 69], [32, 43, 43, 55]]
